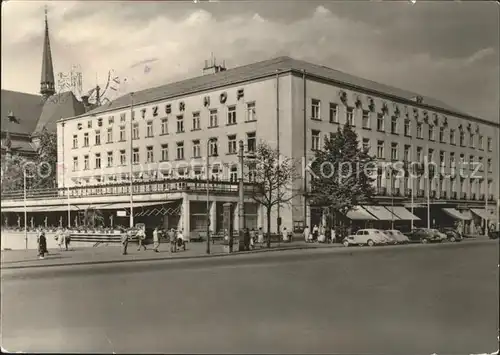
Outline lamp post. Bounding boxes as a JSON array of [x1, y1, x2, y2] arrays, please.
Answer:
[[206, 138, 214, 254], [484, 153, 488, 235], [67, 186, 71, 228], [238, 140, 245, 252], [129, 92, 134, 228], [23, 166, 28, 249]]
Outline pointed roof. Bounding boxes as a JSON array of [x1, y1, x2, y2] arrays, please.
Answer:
[[1, 90, 44, 135], [35, 91, 86, 133], [40, 7, 55, 97]]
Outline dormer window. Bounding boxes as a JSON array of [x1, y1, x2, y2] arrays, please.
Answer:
[[77, 123, 83, 130]]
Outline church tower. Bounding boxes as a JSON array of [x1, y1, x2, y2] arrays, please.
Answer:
[[40, 7, 55, 100]]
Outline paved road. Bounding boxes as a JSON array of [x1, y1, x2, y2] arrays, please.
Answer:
[[1, 240, 498, 354]]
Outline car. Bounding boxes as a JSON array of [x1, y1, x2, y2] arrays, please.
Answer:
[[384, 230, 410, 244], [343, 229, 388, 247], [404, 228, 444, 244], [440, 227, 463, 242], [430, 229, 447, 241]]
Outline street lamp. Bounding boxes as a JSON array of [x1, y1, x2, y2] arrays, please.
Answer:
[[206, 138, 215, 254], [129, 92, 135, 228], [23, 165, 28, 249]]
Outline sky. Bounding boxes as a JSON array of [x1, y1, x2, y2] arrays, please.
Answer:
[[1, 0, 499, 123]]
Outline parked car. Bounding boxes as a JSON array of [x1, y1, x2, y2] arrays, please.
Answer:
[[404, 228, 444, 244], [343, 229, 388, 247], [384, 230, 410, 244], [439, 227, 463, 242]]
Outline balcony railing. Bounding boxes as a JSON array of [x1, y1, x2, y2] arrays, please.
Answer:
[[1, 178, 261, 202]]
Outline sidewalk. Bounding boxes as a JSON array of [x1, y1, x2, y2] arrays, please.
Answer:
[[1, 240, 338, 269]]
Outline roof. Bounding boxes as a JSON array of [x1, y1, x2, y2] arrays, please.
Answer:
[[35, 91, 86, 133], [84, 56, 473, 120], [1, 89, 44, 135], [40, 13, 55, 91]]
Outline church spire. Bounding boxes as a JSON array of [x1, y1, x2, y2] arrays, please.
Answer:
[[40, 6, 55, 99]]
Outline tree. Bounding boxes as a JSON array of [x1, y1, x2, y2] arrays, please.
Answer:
[[31, 128, 58, 190], [244, 142, 298, 248], [1, 153, 27, 193], [309, 124, 376, 226]]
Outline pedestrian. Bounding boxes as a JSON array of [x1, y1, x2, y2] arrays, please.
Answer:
[[250, 228, 256, 249], [313, 225, 319, 241], [282, 226, 289, 242], [37, 229, 47, 259], [331, 227, 336, 244], [121, 228, 129, 255], [136, 227, 147, 251], [169, 228, 177, 253], [244, 228, 251, 251], [64, 228, 71, 251], [153, 226, 160, 252], [57, 228, 66, 251], [303, 225, 310, 243], [177, 229, 186, 251], [318, 227, 326, 243], [257, 227, 264, 244]]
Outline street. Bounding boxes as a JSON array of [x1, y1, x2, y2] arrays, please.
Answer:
[[1, 240, 498, 354]]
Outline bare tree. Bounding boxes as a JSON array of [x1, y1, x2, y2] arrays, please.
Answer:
[[244, 142, 299, 248]]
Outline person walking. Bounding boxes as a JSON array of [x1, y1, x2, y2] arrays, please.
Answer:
[[57, 228, 66, 251], [243, 228, 251, 251], [249, 228, 256, 249], [153, 227, 160, 252], [257, 227, 264, 245], [168, 228, 177, 253], [330, 227, 337, 244], [303, 225, 310, 243], [312, 225, 319, 241], [64, 228, 71, 251], [136, 227, 147, 251], [177, 229, 187, 251], [121, 228, 129, 255], [37, 229, 47, 259], [282, 226, 289, 242]]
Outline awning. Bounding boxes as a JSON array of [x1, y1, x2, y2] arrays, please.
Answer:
[[0, 201, 175, 213], [470, 208, 495, 221], [1, 205, 57, 213], [442, 208, 472, 221], [364, 205, 400, 221], [345, 206, 377, 220], [386, 206, 421, 221]]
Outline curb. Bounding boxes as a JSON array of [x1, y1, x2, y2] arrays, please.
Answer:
[[1, 244, 324, 270]]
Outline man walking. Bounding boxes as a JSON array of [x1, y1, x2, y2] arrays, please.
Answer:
[[37, 229, 47, 259], [153, 226, 160, 253], [243, 228, 251, 251], [168, 228, 177, 253], [121, 228, 129, 255], [136, 227, 147, 251]]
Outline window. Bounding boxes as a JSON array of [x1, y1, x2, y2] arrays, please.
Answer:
[[107, 128, 113, 143], [469, 155, 474, 171], [449, 152, 455, 168], [132, 148, 139, 164], [146, 146, 154, 163], [227, 106, 237, 125], [312, 130, 321, 151], [404, 145, 411, 162], [362, 138, 370, 152], [487, 137, 492, 151], [108, 116, 114, 125], [209, 138, 218, 156], [391, 116, 398, 134], [478, 135, 484, 150], [390, 142, 398, 160], [72, 135, 78, 149], [176, 142, 184, 160], [107, 151, 113, 167], [346, 108, 354, 126], [177, 115, 184, 133], [478, 157, 484, 171], [440, 151, 445, 167], [247, 132, 256, 153], [209, 109, 218, 127], [88, 120, 92, 129], [439, 127, 445, 143], [311, 99, 321, 120], [487, 158, 492, 172], [362, 110, 370, 128], [192, 140, 201, 158], [228, 135, 237, 154], [192, 112, 200, 131], [428, 148, 434, 162], [450, 129, 456, 145], [416, 123, 423, 139], [377, 140, 384, 159], [132, 122, 139, 140], [72, 157, 78, 171], [84, 155, 89, 170], [377, 114, 385, 131], [404, 119, 411, 137], [230, 166, 238, 182], [469, 133, 475, 148], [83, 133, 89, 147], [459, 131, 465, 146], [246, 102, 256, 122], [146, 121, 154, 137], [120, 113, 126, 122], [161, 144, 168, 161], [161, 118, 168, 135], [165, 104, 171, 114], [428, 125, 435, 141], [330, 103, 339, 123], [95, 153, 101, 169], [120, 150, 126, 165], [95, 130, 101, 145], [417, 147, 423, 162], [140, 109, 146, 119]]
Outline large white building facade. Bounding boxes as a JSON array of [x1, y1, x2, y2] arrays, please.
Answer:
[[2, 56, 499, 236]]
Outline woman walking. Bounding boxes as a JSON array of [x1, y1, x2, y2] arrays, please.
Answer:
[[37, 229, 47, 259]]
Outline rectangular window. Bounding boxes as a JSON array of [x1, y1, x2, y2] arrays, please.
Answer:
[[146, 121, 154, 137], [417, 147, 423, 162], [312, 130, 321, 151], [377, 114, 385, 131], [439, 127, 445, 143], [330, 103, 339, 123], [146, 146, 154, 163], [391, 116, 398, 134], [487, 137, 492, 151], [88, 120, 92, 129], [362, 110, 370, 128], [107, 151, 113, 167], [311, 99, 321, 120], [84, 155, 89, 170], [428, 125, 435, 141], [404, 145, 411, 162], [161, 144, 168, 162], [440, 151, 445, 167], [72, 135, 78, 149], [469, 133, 475, 148], [450, 129, 456, 145], [487, 158, 492, 172], [132, 122, 139, 140], [120, 150, 126, 165], [404, 119, 411, 137], [192, 140, 201, 158], [247, 132, 256, 153], [209, 138, 218, 156], [119, 126, 126, 141], [107, 128, 113, 143], [176, 142, 184, 160], [83, 133, 89, 147], [362, 138, 370, 152], [391, 142, 398, 160], [132, 148, 139, 164], [478, 135, 484, 150], [108, 116, 114, 125], [449, 152, 455, 168], [460, 131, 465, 146], [416, 123, 422, 139], [228, 135, 237, 154], [209, 109, 218, 127], [192, 112, 200, 130], [95, 130, 101, 145], [161, 118, 169, 135], [377, 141, 384, 159], [95, 153, 101, 169], [227, 106, 237, 125], [230, 166, 238, 182], [246, 102, 256, 122], [428, 148, 434, 162], [177, 115, 184, 133], [469, 155, 474, 171], [72, 156, 78, 171], [346, 108, 354, 126], [120, 113, 126, 122]]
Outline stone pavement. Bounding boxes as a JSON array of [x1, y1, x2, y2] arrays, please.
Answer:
[[1, 240, 338, 269]]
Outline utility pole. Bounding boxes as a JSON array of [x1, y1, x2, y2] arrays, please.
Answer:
[[237, 140, 245, 252]]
